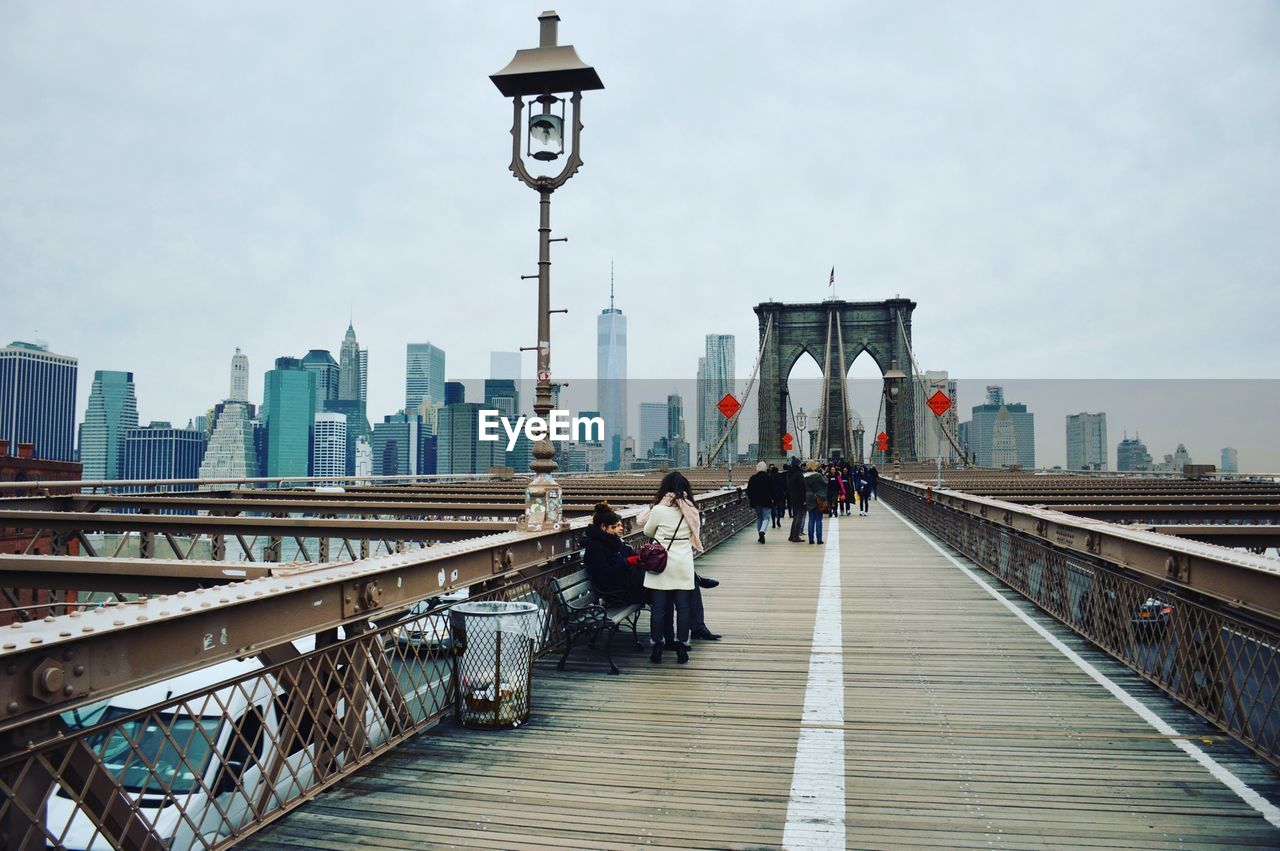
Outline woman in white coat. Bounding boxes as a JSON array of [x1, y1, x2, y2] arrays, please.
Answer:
[[640, 471, 704, 664]]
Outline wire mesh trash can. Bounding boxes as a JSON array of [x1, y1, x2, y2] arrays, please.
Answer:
[[449, 601, 541, 729]]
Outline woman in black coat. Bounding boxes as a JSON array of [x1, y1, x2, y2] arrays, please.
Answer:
[[582, 502, 647, 606]]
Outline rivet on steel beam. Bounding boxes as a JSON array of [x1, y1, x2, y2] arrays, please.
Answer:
[[6, 701, 18, 713], [69, 612, 81, 619], [73, 665, 84, 675], [81, 627, 94, 633], [43, 616, 55, 623], [112, 620, 124, 626], [9, 623, 22, 629], [137, 616, 147, 622], [59, 632, 70, 638], [29, 637, 43, 644]]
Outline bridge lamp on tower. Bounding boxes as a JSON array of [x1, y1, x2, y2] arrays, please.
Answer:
[[882, 360, 908, 470], [491, 10, 603, 531]]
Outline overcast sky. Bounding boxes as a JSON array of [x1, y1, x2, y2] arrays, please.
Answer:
[[2, 2, 1277, 459]]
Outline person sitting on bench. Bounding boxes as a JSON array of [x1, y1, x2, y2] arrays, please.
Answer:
[[583, 501, 722, 642]]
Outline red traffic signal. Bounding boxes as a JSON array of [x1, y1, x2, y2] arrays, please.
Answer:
[[781, 433, 794, 452]]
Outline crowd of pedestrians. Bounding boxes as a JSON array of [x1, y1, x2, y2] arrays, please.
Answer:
[[746, 458, 878, 545]]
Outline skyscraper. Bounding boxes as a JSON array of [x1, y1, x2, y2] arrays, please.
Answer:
[[230, 348, 249, 402], [312, 412, 348, 478], [358, 349, 368, 404], [0, 340, 78, 462], [484, 379, 519, 419], [263, 357, 316, 477], [301, 350, 340, 411], [1221, 447, 1239, 473], [961, 385, 1034, 468], [199, 402, 257, 483], [1066, 412, 1107, 470], [597, 277, 627, 468], [338, 324, 361, 401], [639, 402, 667, 458], [437, 403, 502, 475], [699, 335, 736, 465], [322, 398, 371, 476], [406, 343, 446, 413], [121, 422, 207, 485], [1117, 434, 1153, 471], [79, 370, 138, 480], [372, 412, 427, 477], [444, 381, 466, 406], [667, 393, 690, 468]]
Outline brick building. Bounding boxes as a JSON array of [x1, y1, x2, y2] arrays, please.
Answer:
[[0, 439, 82, 623]]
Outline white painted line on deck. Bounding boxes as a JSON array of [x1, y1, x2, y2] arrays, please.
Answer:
[[884, 502, 1280, 830], [783, 516, 845, 850]]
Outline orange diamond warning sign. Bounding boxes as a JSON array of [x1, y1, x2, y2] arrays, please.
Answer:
[[717, 394, 741, 420], [927, 390, 952, 417]]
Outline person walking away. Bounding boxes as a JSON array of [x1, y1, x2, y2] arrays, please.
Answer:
[[825, 465, 841, 518], [746, 461, 773, 543], [857, 465, 873, 515], [786, 458, 806, 542], [868, 464, 879, 500], [769, 464, 787, 528], [804, 461, 827, 544], [640, 472, 702, 664]]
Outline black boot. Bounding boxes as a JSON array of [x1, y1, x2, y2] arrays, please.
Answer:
[[695, 575, 719, 589], [758, 531, 766, 543], [673, 642, 690, 664], [649, 641, 663, 664]]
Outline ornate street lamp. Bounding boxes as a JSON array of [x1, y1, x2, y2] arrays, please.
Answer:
[[491, 11, 603, 531], [795, 407, 808, 435]]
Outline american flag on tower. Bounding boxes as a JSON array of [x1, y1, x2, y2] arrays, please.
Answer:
[[829, 266, 835, 287]]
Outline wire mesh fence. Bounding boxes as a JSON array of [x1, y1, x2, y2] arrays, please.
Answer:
[[881, 480, 1280, 767]]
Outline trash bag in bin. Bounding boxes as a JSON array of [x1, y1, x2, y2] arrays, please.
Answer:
[[449, 601, 541, 729]]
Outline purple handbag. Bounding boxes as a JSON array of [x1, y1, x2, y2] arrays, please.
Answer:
[[636, 515, 683, 573]]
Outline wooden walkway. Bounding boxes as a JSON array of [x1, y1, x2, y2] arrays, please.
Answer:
[[244, 505, 1280, 849]]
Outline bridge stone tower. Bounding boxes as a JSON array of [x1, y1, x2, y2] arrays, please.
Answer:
[[756, 298, 918, 464]]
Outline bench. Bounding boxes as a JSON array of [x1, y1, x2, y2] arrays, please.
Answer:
[[549, 569, 645, 675]]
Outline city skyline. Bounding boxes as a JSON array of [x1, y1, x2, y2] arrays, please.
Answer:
[[6, 328, 1276, 473]]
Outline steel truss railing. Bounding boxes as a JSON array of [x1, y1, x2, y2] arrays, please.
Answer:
[[0, 489, 753, 851], [880, 479, 1280, 768]]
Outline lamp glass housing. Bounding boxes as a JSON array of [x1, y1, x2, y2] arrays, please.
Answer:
[[527, 96, 565, 161]]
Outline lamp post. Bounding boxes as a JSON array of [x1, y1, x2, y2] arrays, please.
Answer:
[[794, 407, 808, 456], [853, 418, 865, 464], [882, 359, 907, 473], [491, 11, 603, 531]]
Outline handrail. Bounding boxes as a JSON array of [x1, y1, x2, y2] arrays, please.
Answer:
[[884, 476, 1280, 622], [0, 487, 748, 733]]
